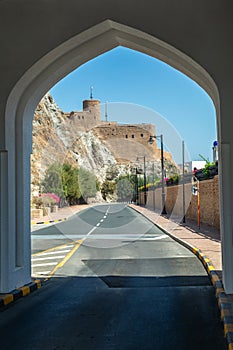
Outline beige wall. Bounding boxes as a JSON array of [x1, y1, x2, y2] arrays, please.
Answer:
[[139, 175, 220, 229]]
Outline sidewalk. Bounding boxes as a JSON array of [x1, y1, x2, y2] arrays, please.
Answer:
[[31, 204, 91, 224], [129, 204, 222, 276]]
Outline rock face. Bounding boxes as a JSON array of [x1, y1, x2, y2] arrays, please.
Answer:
[[31, 93, 178, 199]]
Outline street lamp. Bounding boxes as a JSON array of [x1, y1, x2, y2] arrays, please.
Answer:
[[149, 135, 167, 215], [182, 140, 186, 223], [136, 156, 147, 206]]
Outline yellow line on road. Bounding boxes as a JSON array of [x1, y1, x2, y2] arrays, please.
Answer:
[[46, 240, 83, 278], [32, 240, 79, 257]]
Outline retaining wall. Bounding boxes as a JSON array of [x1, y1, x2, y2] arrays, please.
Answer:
[[139, 175, 220, 229]]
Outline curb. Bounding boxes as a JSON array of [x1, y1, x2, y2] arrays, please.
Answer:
[[0, 279, 42, 309], [31, 218, 67, 225], [129, 205, 232, 349]]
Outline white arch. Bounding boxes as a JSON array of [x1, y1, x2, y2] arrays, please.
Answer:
[[3, 20, 220, 292]]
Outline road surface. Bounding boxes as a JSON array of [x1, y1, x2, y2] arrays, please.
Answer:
[[0, 204, 227, 349]]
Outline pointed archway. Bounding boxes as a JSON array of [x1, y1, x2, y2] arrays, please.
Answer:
[[2, 20, 221, 293]]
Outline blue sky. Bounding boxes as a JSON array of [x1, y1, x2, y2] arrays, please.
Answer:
[[50, 46, 217, 163]]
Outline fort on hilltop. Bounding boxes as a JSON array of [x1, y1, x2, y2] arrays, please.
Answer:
[[64, 98, 173, 163]]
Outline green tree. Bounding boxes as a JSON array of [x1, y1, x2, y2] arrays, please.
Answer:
[[62, 163, 81, 205], [41, 162, 64, 198], [42, 163, 98, 205], [78, 167, 98, 200], [116, 176, 134, 202]]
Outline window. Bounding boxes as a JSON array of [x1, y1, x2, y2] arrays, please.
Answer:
[[126, 135, 128, 138], [141, 134, 144, 137], [132, 134, 135, 138]]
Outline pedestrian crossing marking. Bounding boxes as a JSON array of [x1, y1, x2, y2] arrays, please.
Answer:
[[31, 240, 83, 278]]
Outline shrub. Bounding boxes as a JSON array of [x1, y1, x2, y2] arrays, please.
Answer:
[[32, 193, 59, 208]]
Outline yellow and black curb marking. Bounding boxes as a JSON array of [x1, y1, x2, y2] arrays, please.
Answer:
[[31, 218, 67, 225], [0, 279, 42, 309], [192, 247, 233, 350], [160, 229, 233, 349], [0, 240, 83, 310], [162, 235, 233, 349], [129, 206, 233, 349]]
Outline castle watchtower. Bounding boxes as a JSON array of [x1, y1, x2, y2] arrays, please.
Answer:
[[83, 99, 101, 122]]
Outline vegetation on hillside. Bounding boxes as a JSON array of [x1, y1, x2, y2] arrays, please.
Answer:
[[33, 162, 99, 207]]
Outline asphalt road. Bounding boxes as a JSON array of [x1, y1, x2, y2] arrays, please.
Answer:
[[0, 204, 227, 349]]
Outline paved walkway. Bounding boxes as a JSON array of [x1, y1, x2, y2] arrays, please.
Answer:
[[31, 204, 91, 223], [129, 204, 222, 276]]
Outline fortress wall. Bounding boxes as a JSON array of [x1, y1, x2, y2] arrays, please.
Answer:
[[94, 124, 158, 158], [66, 110, 100, 131], [103, 138, 156, 162], [136, 123, 155, 135], [63, 99, 174, 165]]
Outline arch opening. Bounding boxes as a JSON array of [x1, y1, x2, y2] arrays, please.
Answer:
[[3, 19, 220, 292]]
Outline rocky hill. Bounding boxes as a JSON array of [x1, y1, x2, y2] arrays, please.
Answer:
[[31, 93, 178, 200]]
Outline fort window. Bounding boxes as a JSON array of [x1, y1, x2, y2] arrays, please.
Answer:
[[126, 135, 128, 138], [132, 134, 135, 138], [82, 116, 84, 119], [141, 134, 144, 137], [78, 115, 80, 119]]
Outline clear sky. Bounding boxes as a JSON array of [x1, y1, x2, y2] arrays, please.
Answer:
[[50, 46, 217, 164]]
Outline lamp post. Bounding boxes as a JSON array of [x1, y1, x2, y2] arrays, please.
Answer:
[[182, 140, 186, 223], [149, 135, 167, 215], [152, 162, 155, 211], [136, 156, 147, 206]]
